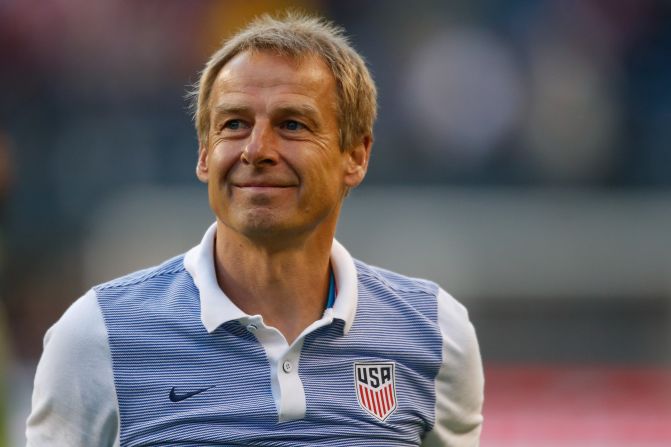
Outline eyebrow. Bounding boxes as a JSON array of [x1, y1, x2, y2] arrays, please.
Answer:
[[272, 104, 319, 119], [212, 102, 322, 126], [212, 103, 254, 117]]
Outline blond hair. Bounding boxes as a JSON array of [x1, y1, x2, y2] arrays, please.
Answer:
[[189, 12, 377, 150]]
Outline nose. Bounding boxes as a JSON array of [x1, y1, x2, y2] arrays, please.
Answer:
[[241, 120, 278, 167]]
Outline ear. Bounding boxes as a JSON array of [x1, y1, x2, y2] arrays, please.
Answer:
[[343, 135, 372, 188], [196, 144, 209, 183]]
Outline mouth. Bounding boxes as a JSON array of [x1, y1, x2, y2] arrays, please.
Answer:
[[235, 182, 295, 187], [234, 183, 296, 188], [232, 183, 298, 194]]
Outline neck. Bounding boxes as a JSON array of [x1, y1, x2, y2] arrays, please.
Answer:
[[213, 220, 335, 344]]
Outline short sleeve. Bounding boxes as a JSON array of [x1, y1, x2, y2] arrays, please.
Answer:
[[421, 288, 484, 447], [26, 289, 120, 447]]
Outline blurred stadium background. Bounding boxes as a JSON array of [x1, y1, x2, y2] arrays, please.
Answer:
[[1, 0, 670, 445]]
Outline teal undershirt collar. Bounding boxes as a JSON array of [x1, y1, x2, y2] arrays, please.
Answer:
[[325, 266, 336, 309]]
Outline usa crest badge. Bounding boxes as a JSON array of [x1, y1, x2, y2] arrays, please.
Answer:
[[354, 362, 397, 421]]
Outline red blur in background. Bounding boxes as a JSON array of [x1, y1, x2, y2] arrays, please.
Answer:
[[482, 365, 671, 446]]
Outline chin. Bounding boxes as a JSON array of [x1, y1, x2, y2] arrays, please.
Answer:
[[220, 205, 331, 243], [233, 210, 296, 239]]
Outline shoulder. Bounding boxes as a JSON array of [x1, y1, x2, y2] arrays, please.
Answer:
[[353, 259, 476, 329], [422, 288, 484, 446], [354, 259, 439, 297], [27, 289, 119, 446], [41, 289, 109, 366], [95, 254, 187, 292], [434, 288, 478, 357], [353, 258, 473, 325]]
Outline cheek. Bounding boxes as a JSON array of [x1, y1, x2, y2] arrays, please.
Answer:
[[305, 155, 347, 198], [208, 144, 241, 180]]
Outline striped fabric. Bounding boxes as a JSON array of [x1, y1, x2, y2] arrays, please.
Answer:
[[96, 256, 443, 447]]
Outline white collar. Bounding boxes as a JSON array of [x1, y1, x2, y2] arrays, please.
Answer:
[[184, 223, 358, 335]]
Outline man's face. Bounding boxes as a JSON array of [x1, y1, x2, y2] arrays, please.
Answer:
[[197, 50, 370, 245]]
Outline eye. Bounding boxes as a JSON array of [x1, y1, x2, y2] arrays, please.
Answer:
[[280, 120, 306, 131], [222, 119, 247, 130]]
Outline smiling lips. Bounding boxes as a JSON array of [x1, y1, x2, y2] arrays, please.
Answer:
[[234, 183, 296, 189], [232, 175, 298, 189], [232, 180, 298, 193], [235, 183, 295, 188]]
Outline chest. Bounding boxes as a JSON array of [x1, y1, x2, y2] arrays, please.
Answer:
[[109, 319, 441, 446], [99, 271, 443, 446]]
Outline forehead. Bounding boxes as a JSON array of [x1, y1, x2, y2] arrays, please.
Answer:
[[210, 50, 337, 109]]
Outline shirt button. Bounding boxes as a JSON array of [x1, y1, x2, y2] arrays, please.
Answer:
[[246, 324, 257, 333], [282, 361, 293, 373]]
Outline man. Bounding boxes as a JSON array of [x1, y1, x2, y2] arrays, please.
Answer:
[[27, 13, 484, 446]]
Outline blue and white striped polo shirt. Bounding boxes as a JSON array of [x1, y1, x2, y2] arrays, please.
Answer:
[[27, 224, 484, 447]]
